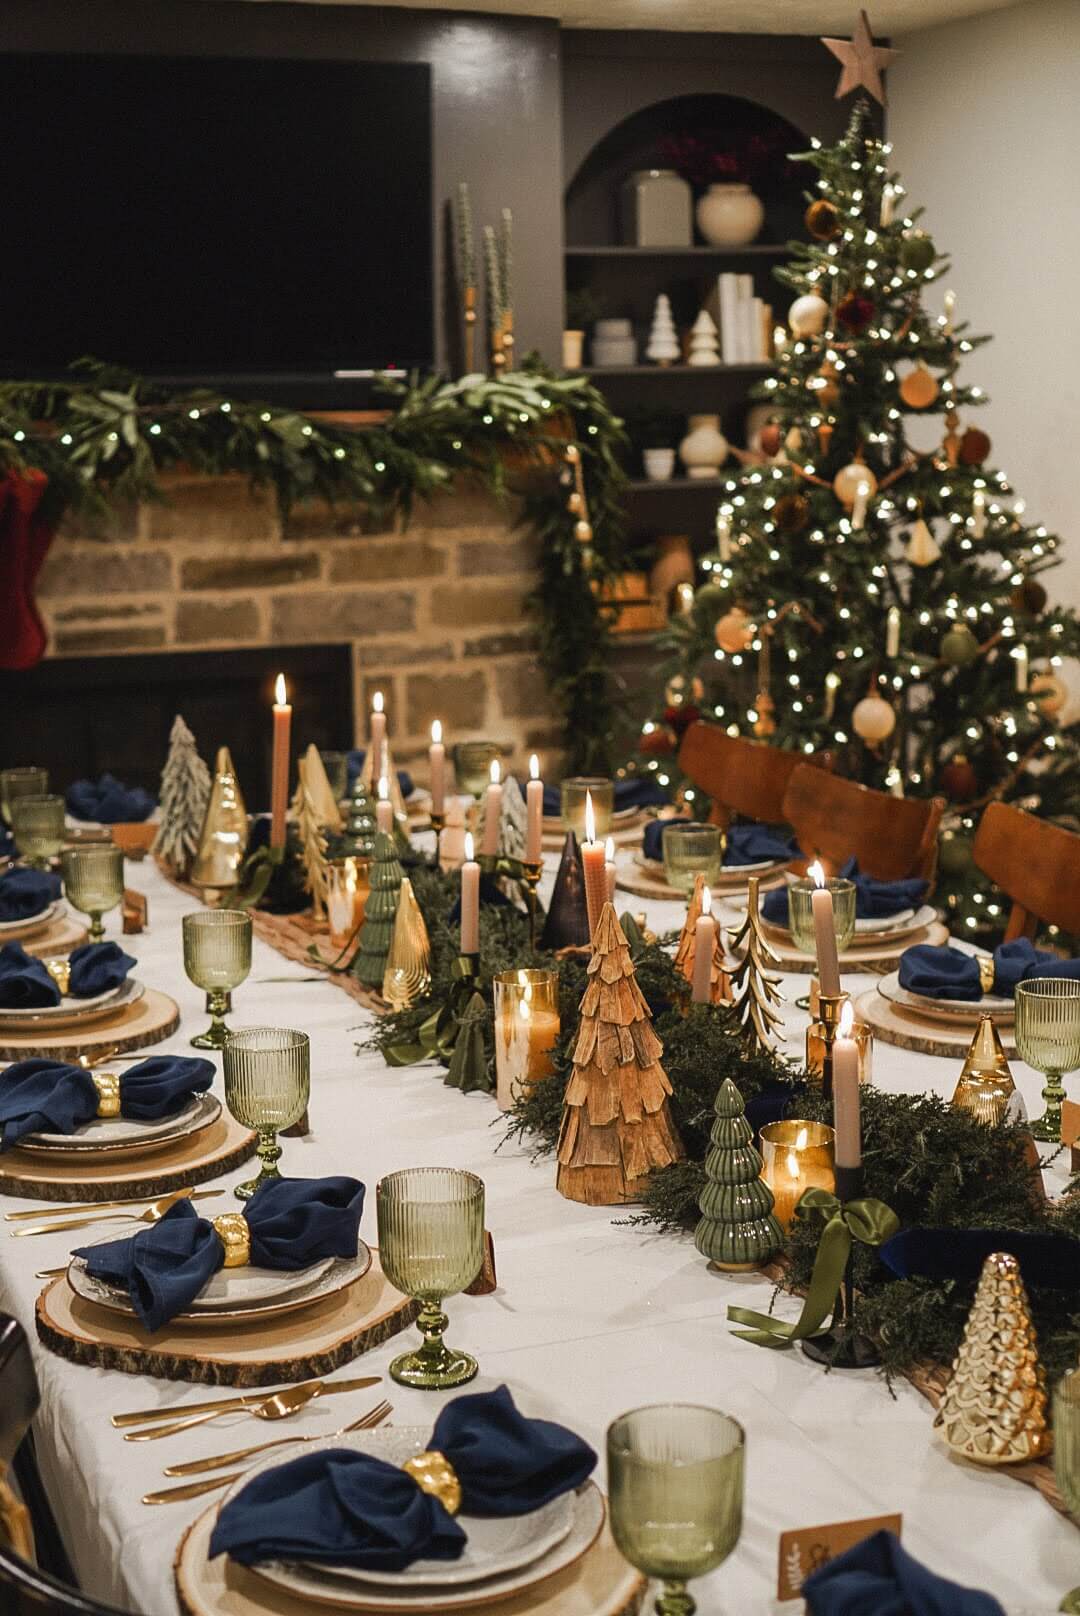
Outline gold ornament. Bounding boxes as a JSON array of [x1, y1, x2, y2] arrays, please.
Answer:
[[567, 491, 584, 514], [784, 425, 804, 455], [753, 691, 777, 737], [294, 770, 330, 921], [729, 876, 785, 1053], [788, 293, 830, 337], [1031, 670, 1068, 718], [91, 1071, 121, 1118], [212, 1212, 251, 1268], [906, 518, 942, 567], [714, 607, 755, 653], [381, 876, 433, 1011], [852, 692, 896, 743], [899, 363, 940, 409], [933, 1251, 1050, 1465], [813, 362, 841, 408], [773, 492, 810, 533], [805, 199, 841, 240], [833, 458, 878, 508], [950, 1014, 1017, 1127], [402, 1451, 462, 1515], [191, 745, 249, 891]]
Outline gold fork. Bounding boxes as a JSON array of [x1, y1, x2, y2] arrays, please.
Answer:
[[142, 1399, 393, 1504], [163, 1398, 395, 1477], [13, 1188, 220, 1238]]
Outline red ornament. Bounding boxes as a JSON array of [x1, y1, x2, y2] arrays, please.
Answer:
[[640, 726, 676, 757], [665, 703, 701, 737], [759, 422, 782, 458], [958, 427, 991, 465], [940, 754, 979, 802], [836, 294, 875, 332]]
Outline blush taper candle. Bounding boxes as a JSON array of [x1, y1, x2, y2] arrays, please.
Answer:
[[581, 790, 608, 943], [809, 859, 841, 998], [525, 753, 543, 864], [460, 831, 480, 954], [270, 672, 291, 850]]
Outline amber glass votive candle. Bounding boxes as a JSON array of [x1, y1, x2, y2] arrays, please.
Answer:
[[493, 968, 560, 1110], [326, 856, 369, 948], [759, 1120, 836, 1229]]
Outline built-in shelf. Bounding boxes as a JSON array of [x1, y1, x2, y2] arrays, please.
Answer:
[[624, 477, 729, 492], [565, 244, 788, 258], [571, 363, 769, 377]]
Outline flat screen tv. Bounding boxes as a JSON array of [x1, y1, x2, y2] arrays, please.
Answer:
[[0, 53, 434, 387]]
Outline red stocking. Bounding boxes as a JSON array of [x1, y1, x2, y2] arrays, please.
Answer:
[[0, 469, 56, 671]]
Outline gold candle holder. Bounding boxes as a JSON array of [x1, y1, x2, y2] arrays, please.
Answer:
[[326, 856, 369, 951], [808, 992, 846, 1102], [492, 968, 560, 1111], [759, 1120, 836, 1230], [807, 995, 873, 1087], [429, 810, 446, 868], [522, 857, 543, 950]]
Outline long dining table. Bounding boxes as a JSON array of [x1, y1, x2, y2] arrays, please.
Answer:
[[0, 846, 1076, 1616]]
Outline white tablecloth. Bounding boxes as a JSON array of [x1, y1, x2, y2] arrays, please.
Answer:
[[0, 853, 1075, 1616]]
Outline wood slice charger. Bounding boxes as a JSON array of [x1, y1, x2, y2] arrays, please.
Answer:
[[761, 919, 950, 975], [13, 912, 90, 960], [175, 1505, 645, 1616], [0, 987, 181, 1063], [37, 1251, 420, 1388], [855, 987, 1017, 1057]]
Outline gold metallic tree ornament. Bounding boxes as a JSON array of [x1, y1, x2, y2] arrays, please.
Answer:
[[191, 746, 249, 891], [382, 877, 433, 1011], [950, 1014, 1017, 1126]]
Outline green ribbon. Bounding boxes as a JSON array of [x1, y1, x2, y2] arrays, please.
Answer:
[[383, 955, 480, 1068], [223, 843, 284, 910], [728, 1188, 899, 1349]]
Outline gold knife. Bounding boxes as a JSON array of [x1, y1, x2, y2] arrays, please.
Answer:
[[13, 1190, 222, 1239], [111, 1375, 381, 1429]]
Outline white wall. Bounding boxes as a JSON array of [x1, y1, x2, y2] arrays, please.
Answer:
[[889, 0, 1080, 616]]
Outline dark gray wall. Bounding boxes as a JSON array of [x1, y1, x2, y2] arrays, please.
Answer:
[[0, 0, 564, 369]]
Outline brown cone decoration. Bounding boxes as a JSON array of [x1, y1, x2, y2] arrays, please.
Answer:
[[675, 873, 732, 1005], [539, 829, 590, 951], [933, 1251, 1050, 1465], [557, 903, 684, 1204]]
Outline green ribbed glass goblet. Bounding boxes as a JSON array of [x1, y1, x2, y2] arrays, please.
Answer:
[[452, 741, 501, 801], [60, 845, 124, 943], [182, 910, 252, 1050], [1055, 1370, 1080, 1612], [608, 1404, 744, 1616], [1017, 977, 1080, 1143], [223, 1027, 310, 1200], [377, 1167, 484, 1390], [661, 823, 724, 897], [11, 794, 65, 870], [1, 767, 48, 828]]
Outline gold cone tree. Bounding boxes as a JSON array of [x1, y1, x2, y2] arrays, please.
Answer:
[[293, 766, 330, 921], [557, 902, 684, 1205], [934, 1250, 1049, 1465]]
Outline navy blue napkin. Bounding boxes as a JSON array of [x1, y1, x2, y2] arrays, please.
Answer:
[[0, 1054, 213, 1152], [881, 1227, 1080, 1290], [804, 1529, 1004, 1616], [542, 778, 667, 818], [642, 818, 794, 866], [0, 943, 60, 1008], [210, 1384, 596, 1572], [0, 826, 14, 860], [76, 1175, 365, 1331], [345, 750, 414, 800], [68, 942, 137, 998], [0, 868, 61, 922], [898, 938, 1080, 1001], [762, 858, 926, 927], [66, 773, 155, 824]]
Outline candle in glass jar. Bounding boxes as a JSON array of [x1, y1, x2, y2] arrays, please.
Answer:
[[376, 776, 393, 835], [760, 1121, 837, 1229], [460, 832, 480, 954], [605, 836, 617, 904], [809, 860, 841, 997], [429, 720, 446, 817], [525, 753, 543, 864], [833, 1001, 861, 1168], [270, 672, 291, 850], [370, 691, 386, 784], [581, 790, 609, 943], [691, 884, 715, 1004], [481, 759, 503, 856]]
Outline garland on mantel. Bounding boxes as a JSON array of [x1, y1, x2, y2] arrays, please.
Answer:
[[0, 359, 628, 774]]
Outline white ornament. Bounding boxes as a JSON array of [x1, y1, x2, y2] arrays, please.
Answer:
[[789, 294, 829, 337], [646, 293, 680, 365], [687, 309, 720, 367], [853, 694, 896, 743]]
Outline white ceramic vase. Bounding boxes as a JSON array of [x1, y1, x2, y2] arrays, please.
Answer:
[[695, 183, 764, 248], [642, 448, 676, 482], [679, 415, 728, 480]]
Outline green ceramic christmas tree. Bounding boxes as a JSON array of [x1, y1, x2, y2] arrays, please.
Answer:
[[352, 830, 402, 991], [694, 1078, 782, 1272], [338, 775, 377, 861]]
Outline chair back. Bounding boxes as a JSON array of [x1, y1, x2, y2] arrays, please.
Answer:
[[677, 723, 833, 829], [0, 1315, 38, 1467], [973, 801, 1080, 941], [0, 1551, 138, 1616], [782, 765, 946, 884]]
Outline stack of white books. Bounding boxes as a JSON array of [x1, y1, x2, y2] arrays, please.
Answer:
[[716, 272, 770, 363]]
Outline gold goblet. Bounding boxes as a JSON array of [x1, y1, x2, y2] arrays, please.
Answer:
[[182, 910, 253, 1050], [1016, 977, 1080, 1143], [223, 1027, 310, 1200], [60, 845, 124, 943], [10, 794, 65, 870], [377, 1166, 484, 1390]]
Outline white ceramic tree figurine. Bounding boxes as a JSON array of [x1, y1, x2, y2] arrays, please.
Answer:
[[152, 714, 211, 877], [646, 293, 680, 366], [688, 309, 720, 367]]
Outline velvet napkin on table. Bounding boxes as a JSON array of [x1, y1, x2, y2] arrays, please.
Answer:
[[880, 1226, 1080, 1290], [0, 941, 136, 1010], [542, 777, 667, 818], [642, 818, 794, 866], [209, 1382, 597, 1572], [762, 858, 927, 928], [898, 937, 1080, 1001], [0, 868, 61, 922], [76, 1175, 365, 1332], [803, 1529, 1004, 1616], [65, 773, 155, 824], [0, 1054, 214, 1153]]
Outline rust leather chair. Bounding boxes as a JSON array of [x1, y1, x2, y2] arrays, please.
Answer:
[[781, 764, 946, 885], [677, 723, 833, 830], [972, 801, 1080, 942]]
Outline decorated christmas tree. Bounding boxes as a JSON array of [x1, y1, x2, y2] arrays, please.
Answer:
[[934, 1250, 1049, 1465], [694, 1078, 782, 1271], [352, 830, 402, 992], [557, 903, 684, 1204], [153, 714, 211, 877], [674, 874, 732, 1004], [635, 98, 1080, 936]]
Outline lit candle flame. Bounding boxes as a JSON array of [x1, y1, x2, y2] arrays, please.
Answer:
[[605, 836, 615, 863], [464, 831, 474, 861], [839, 1000, 855, 1038], [529, 753, 540, 781], [701, 884, 712, 916], [431, 719, 442, 744], [584, 789, 596, 845], [786, 1149, 799, 1178], [274, 672, 287, 706], [489, 758, 501, 785], [373, 691, 384, 714], [378, 775, 389, 801], [519, 996, 531, 1022], [809, 859, 826, 889], [796, 1126, 808, 1150]]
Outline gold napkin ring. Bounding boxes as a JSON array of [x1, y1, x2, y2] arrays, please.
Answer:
[[402, 1450, 462, 1515], [978, 956, 995, 995], [92, 1072, 121, 1118], [45, 957, 71, 996], [212, 1213, 251, 1268]]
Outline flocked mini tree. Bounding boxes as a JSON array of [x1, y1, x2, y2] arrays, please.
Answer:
[[153, 714, 211, 877], [636, 99, 1080, 935]]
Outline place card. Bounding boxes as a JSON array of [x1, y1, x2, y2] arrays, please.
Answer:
[[122, 889, 148, 934], [464, 1229, 498, 1295], [777, 1513, 902, 1601]]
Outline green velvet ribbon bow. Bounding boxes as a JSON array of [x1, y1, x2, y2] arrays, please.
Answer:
[[727, 1187, 899, 1349], [223, 843, 284, 910], [383, 955, 480, 1068]]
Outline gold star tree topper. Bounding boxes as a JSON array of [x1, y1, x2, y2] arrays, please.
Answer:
[[821, 9, 898, 106]]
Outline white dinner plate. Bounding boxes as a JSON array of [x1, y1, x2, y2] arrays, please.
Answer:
[[17, 1093, 221, 1155], [67, 1244, 371, 1325], [0, 977, 143, 1031], [0, 900, 61, 938], [878, 954, 1014, 1023], [762, 903, 938, 948], [854, 906, 915, 933]]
